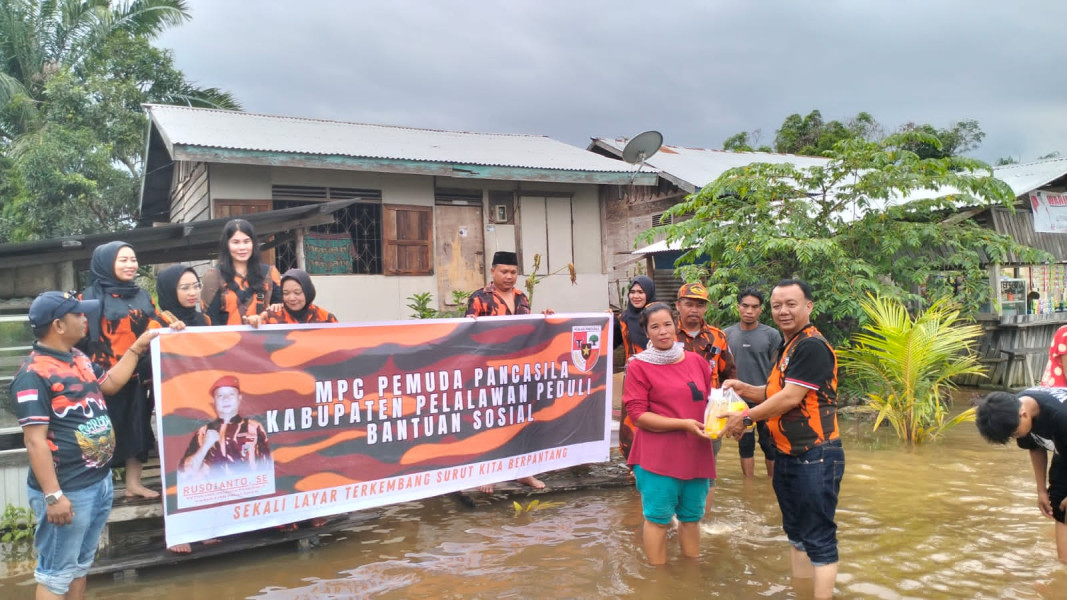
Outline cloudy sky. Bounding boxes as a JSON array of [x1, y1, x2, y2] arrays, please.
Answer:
[[156, 1, 1066, 164]]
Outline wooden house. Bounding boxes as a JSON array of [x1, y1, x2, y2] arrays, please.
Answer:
[[141, 106, 657, 321]]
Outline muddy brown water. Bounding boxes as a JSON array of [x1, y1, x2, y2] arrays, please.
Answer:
[[3, 411, 1066, 599]]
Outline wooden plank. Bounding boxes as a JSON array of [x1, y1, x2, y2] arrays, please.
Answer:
[[435, 204, 485, 306], [545, 196, 573, 272], [519, 197, 548, 274], [87, 511, 381, 577]]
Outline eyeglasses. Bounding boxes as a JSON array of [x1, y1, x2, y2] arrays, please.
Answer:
[[177, 283, 202, 292]]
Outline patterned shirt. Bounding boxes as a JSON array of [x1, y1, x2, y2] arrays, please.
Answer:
[[201, 265, 283, 326], [82, 292, 163, 370], [1041, 325, 1067, 387], [263, 304, 338, 325], [677, 323, 737, 388], [11, 343, 115, 491], [765, 324, 839, 456], [465, 283, 531, 317], [180, 416, 271, 476]]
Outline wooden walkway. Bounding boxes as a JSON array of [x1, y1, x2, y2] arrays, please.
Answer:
[[89, 510, 380, 578], [80, 459, 633, 579]]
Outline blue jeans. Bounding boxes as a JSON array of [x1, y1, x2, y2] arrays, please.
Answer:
[[772, 439, 844, 566], [28, 475, 113, 595]]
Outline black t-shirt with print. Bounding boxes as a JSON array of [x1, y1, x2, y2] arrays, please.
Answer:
[[783, 337, 836, 390], [10, 343, 115, 491], [1015, 387, 1067, 454]]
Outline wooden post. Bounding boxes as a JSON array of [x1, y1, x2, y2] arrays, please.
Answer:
[[295, 228, 306, 270], [57, 261, 75, 293]]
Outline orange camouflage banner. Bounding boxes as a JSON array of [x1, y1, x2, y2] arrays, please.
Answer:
[[152, 314, 612, 546]]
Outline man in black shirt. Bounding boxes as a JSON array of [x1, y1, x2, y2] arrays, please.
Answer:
[[11, 292, 159, 598], [976, 387, 1067, 563]]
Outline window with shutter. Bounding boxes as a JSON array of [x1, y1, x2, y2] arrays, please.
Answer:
[[383, 204, 434, 275]]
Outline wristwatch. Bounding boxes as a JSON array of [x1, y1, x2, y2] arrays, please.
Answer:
[[44, 490, 64, 505], [741, 408, 754, 428]]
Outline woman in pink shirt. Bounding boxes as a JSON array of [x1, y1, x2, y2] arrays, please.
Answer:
[[623, 302, 716, 565]]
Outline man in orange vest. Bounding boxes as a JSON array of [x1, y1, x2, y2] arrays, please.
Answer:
[[722, 279, 843, 600]]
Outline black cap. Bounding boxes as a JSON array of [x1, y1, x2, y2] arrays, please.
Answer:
[[28, 292, 99, 329], [492, 251, 518, 266]]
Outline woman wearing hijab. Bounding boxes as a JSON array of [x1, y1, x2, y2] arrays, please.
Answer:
[[614, 275, 656, 461], [262, 269, 338, 324], [156, 265, 210, 327], [201, 219, 282, 327], [156, 264, 222, 553], [615, 275, 656, 361], [81, 241, 184, 498], [622, 302, 715, 565]]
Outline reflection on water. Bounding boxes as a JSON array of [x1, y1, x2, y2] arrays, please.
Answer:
[[4, 415, 1067, 599]]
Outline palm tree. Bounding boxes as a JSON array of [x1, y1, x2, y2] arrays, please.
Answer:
[[839, 294, 986, 444], [0, 0, 192, 141]]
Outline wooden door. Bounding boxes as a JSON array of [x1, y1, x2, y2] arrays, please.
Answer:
[[435, 204, 484, 309]]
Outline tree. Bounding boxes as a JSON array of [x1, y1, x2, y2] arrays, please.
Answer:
[[641, 131, 1048, 346], [770, 110, 884, 155], [0, 1, 240, 241], [722, 130, 771, 153], [840, 295, 984, 444], [897, 119, 985, 160], [0, 0, 191, 141], [731, 110, 984, 159]]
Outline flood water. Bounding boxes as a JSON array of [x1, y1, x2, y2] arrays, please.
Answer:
[[3, 409, 1067, 599]]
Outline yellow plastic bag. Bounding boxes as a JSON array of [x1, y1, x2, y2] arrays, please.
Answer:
[[704, 388, 751, 439]]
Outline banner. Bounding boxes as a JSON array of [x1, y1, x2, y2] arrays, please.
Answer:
[[152, 314, 612, 546], [1029, 190, 1067, 233]]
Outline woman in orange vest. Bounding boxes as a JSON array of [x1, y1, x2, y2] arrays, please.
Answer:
[[201, 219, 282, 327], [81, 242, 183, 498], [614, 275, 656, 461], [262, 269, 338, 324]]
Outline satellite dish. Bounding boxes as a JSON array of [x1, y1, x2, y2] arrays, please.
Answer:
[[622, 130, 663, 165]]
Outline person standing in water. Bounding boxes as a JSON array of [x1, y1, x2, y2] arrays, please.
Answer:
[[614, 275, 656, 462], [465, 251, 545, 493]]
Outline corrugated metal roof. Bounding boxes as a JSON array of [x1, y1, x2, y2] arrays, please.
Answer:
[[989, 157, 1067, 196], [146, 105, 642, 173], [591, 138, 830, 190], [631, 239, 692, 255], [596, 136, 1067, 205]]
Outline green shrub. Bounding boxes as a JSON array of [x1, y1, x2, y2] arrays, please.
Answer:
[[839, 294, 986, 444], [1, 504, 35, 543]]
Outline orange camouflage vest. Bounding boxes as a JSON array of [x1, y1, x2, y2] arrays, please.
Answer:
[[766, 323, 839, 456]]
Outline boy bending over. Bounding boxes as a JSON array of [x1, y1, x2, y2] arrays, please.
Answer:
[[976, 387, 1067, 562]]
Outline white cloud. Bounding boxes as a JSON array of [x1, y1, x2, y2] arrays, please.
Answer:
[[157, 1, 1067, 162]]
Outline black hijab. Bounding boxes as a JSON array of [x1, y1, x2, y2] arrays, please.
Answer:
[[82, 241, 156, 342], [156, 265, 208, 327], [281, 268, 316, 321], [619, 275, 656, 351]]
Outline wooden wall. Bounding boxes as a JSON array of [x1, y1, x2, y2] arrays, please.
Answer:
[[600, 179, 688, 285], [0, 450, 29, 508], [0, 262, 74, 301], [170, 161, 210, 224]]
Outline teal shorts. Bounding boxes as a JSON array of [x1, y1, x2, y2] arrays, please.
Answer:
[[633, 465, 710, 524]]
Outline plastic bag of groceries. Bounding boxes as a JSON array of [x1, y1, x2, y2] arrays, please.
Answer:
[[704, 387, 751, 439]]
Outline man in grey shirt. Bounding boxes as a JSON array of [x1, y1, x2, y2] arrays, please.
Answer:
[[724, 288, 783, 478]]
